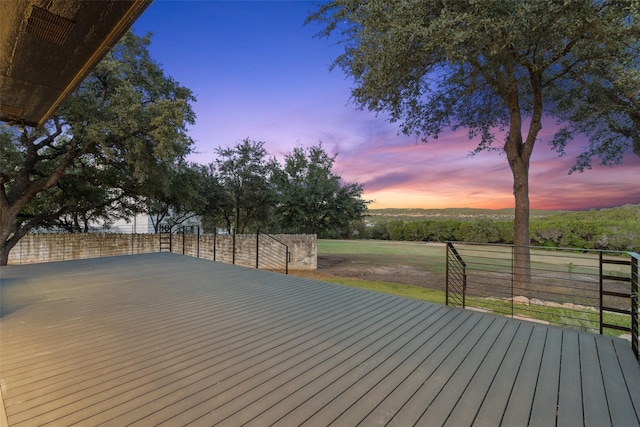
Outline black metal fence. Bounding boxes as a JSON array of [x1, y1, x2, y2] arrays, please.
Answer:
[[160, 226, 289, 274], [445, 242, 640, 359]]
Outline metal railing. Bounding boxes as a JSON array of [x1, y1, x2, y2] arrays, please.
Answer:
[[9, 227, 291, 275], [162, 226, 289, 274], [446, 242, 466, 308], [445, 242, 639, 359], [257, 233, 289, 275]]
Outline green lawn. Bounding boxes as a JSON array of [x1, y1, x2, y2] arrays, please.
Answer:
[[316, 276, 447, 305], [311, 239, 632, 338], [319, 239, 444, 256], [318, 239, 447, 274]]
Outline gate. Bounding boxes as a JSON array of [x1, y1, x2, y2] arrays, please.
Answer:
[[599, 253, 637, 355], [159, 224, 172, 252]]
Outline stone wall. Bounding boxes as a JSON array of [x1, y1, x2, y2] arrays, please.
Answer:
[[167, 233, 317, 270], [8, 233, 317, 270]]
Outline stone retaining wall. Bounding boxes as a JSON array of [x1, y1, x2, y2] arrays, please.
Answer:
[[8, 233, 317, 270]]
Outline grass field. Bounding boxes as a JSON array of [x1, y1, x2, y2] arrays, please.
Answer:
[[295, 239, 633, 338], [319, 239, 447, 274]]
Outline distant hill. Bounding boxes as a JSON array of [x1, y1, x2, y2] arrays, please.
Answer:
[[367, 207, 563, 223], [363, 205, 639, 251]]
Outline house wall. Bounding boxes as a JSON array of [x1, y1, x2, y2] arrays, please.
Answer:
[[7, 233, 317, 270]]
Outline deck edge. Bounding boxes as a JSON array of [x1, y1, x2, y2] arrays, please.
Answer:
[[0, 382, 8, 427]]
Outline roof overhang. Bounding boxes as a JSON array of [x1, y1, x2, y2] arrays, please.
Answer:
[[0, 0, 152, 128]]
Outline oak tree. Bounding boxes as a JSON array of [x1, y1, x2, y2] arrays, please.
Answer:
[[213, 139, 276, 233], [0, 33, 195, 264], [308, 0, 640, 288], [272, 143, 369, 237]]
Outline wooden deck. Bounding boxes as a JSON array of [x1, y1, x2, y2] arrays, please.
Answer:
[[1, 253, 639, 426]]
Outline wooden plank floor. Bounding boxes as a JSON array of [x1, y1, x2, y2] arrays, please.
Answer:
[[1, 253, 639, 426]]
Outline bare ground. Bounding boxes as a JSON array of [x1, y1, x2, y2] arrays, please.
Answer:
[[313, 254, 446, 291]]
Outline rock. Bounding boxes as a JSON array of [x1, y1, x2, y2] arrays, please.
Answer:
[[466, 307, 491, 313], [512, 315, 550, 325], [544, 301, 564, 309], [512, 296, 529, 305]]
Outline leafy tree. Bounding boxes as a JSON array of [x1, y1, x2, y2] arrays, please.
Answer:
[[422, 220, 459, 242], [0, 32, 195, 265], [454, 218, 500, 243], [552, 39, 640, 171], [308, 0, 639, 288], [272, 144, 370, 236], [199, 162, 234, 233], [214, 138, 276, 233], [386, 220, 406, 241], [402, 221, 425, 242], [367, 223, 390, 240], [142, 162, 206, 233], [47, 157, 138, 232]]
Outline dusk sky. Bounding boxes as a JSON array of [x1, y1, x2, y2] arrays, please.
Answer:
[[133, 1, 640, 211]]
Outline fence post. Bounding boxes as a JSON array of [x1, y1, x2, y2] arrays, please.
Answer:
[[462, 266, 466, 309], [599, 252, 604, 335], [511, 245, 514, 318], [286, 246, 289, 275], [445, 243, 450, 306], [256, 231, 260, 269], [232, 230, 236, 265], [631, 253, 639, 360], [213, 228, 217, 261], [182, 226, 185, 255], [197, 226, 200, 258]]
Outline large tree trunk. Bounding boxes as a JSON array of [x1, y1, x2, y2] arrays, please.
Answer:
[[0, 236, 12, 266], [0, 208, 19, 266], [509, 153, 531, 294], [503, 68, 537, 295]]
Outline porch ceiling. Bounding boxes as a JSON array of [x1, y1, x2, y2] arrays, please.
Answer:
[[0, 0, 152, 128]]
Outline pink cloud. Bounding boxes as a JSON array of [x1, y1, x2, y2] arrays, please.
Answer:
[[186, 86, 637, 212], [324, 113, 638, 210]]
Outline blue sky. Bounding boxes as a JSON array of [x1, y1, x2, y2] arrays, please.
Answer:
[[133, 0, 640, 210]]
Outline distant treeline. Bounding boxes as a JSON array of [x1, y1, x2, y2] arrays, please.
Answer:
[[359, 205, 640, 251]]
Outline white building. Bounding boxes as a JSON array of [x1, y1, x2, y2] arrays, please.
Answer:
[[107, 213, 201, 234]]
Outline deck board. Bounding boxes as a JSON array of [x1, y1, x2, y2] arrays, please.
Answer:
[[1, 253, 639, 426], [482, 322, 545, 426], [441, 320, 521, 427], [273, 307, 467, 427], [386, 314, 498, 426], [613, 338, 640, 407], [557, 332, 584, 427], [581, 335, 612, 427], [458, 322, 533, 427], [599, 339, 640, 426], [529, 327, 562, 426], [415, 317, 511, 426]]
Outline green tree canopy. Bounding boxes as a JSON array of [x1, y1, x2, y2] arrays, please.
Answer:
[[213, 138, 276, 233], [552, 38, 640, 171], [142, 161, 207, 233], [272, 143, 369, 236], [0, 32, 195, 264], [308, 0, 640, 286]]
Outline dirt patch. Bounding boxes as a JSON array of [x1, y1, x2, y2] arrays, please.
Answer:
[[315, 255, 445, 291]]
